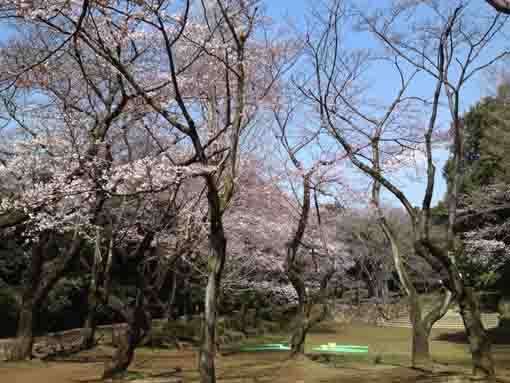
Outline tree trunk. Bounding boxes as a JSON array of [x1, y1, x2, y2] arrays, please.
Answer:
[[102, 289, 150, 380], [10, 234, 82, 361], [379, 215, 453, 370], [81, 309, 97, 350], [12, 236, 46, 361], [410, 285, 453, 369], [458, 288, 495, 377], [12, 302, 35, 360], [240, 302, 248, 334], [199, 269, 220, 383], [412, 323, 431, 368], [82, 275, 101, 349], [289, 317, 307, 355], [198, 212, 226, 383], [409, 298, 432, 368], [165, 269, 178, 324]]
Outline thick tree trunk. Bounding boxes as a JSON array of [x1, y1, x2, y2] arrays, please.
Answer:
[[289, 292, 308, 356], [409, 298, 432, 368], [12, 302, 35, 360], [458, 288, 495, 377], [81, 309, 97, 350], [12, 236, 46, 361], [102, 289, 150, 380], [412, 324, 431, 368], [287, 273, 307, 356]]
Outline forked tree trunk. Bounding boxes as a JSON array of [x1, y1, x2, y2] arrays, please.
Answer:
[[11, 234, 81, 361], [409, 285, 452, 369], [379, 214, 453, 369], [380, 217, 435, 368], [102, 289, 150, 380]]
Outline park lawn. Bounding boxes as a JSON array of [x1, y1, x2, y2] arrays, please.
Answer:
[[1, 322, 510, 383]]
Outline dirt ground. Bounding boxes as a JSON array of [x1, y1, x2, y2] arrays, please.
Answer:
[[1, 323, 510, 383]]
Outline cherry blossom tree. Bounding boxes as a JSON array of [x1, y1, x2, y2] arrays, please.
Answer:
[[295, 0, 506, 371], [299, 0, 509, 375], [8, 2, 293, 381], [0, 17, 217, 370], [270, 88, 352, 355]]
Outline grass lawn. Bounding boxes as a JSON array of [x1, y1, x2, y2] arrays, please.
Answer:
[[1, 320, 510, 383]]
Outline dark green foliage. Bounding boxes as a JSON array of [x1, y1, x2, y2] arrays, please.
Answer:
[[443, 92, 510, 195]]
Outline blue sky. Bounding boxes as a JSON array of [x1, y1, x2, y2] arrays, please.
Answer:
[[1, 1, 506, 208], [265, 0, 508, 207]]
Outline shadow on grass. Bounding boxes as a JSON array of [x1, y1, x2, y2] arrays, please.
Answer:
[[435, 326, 510, 345]]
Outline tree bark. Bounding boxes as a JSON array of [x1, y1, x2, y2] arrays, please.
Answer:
[[288, 279, 307, 356], [411, 319, 431, 368], [165, 268, 178, 324], [379, 212, 453, 369], [12, 302, 35, 360], [81, 307, 98, 350], [82, 261, 101, 349], [409, 287, 453, 369], [198, 198, 227, 383], [289, 316, 307, 355], [458, 288, 495, 377], [102, 289, 150, 380]]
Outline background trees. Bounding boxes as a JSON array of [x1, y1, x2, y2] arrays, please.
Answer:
[[0, 1, 509, 382]]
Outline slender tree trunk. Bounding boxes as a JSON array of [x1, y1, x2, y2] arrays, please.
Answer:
[[83, 228, 113, 350], [165, 269, 178, 324], [289, 316, 307, 355], [199, 208, 227, 383], [240, 302, 248, 334], [82, 273, 100, 349]]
